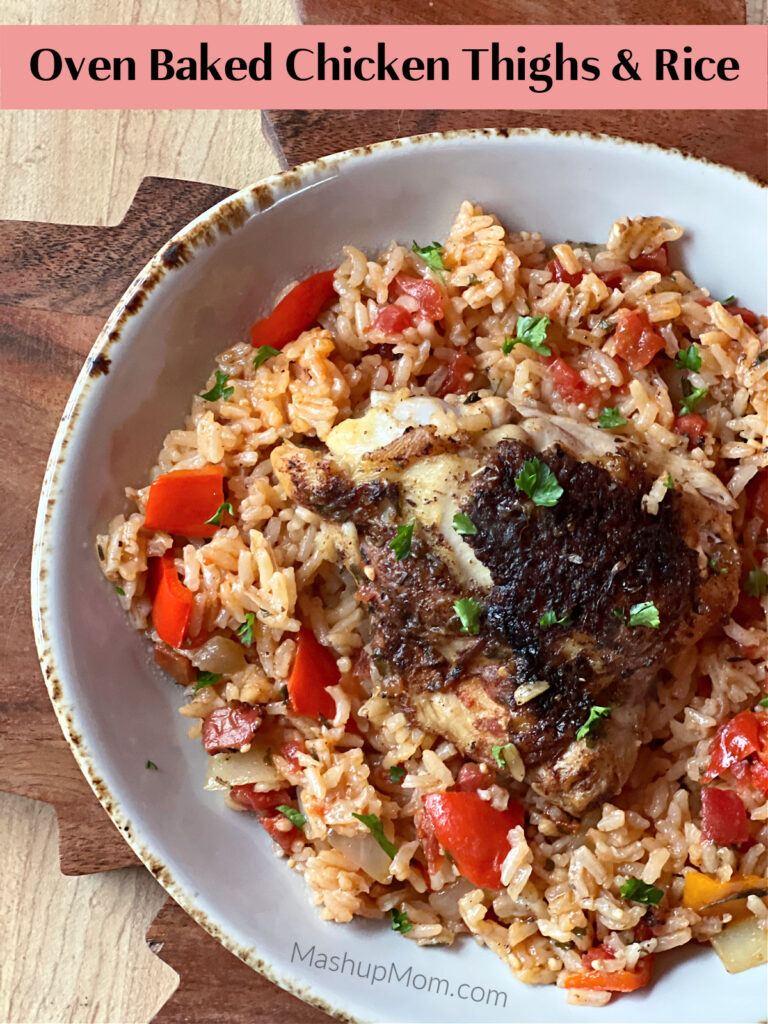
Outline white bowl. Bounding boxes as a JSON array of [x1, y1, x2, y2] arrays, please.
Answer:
[[32, 130, 767, 1023]]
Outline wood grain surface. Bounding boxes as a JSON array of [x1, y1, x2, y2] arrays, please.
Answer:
[[302, 0, 747, 21], [1, 0, 765, 1022]]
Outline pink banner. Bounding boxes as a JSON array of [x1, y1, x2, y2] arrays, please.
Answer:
[[0, 24, 765, 110]]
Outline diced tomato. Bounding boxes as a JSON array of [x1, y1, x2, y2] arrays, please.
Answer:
[[250, 269, 336, 349], [422, 791, 525, 890], [392, 273, 443, 322], [456, 762, 491, 793], [749, 759, 768, 792], [630, 243, 670, 275], [704, 710, 761, 781], [144, 466, 226, 539], [371, 303, 413, 335], [287, 626, 339, 720], [547, 258, 583, 287], [437, 351, 474, 398], [548, 357, 599, 406], [613, 310, 666, 371], [596, 265, 631, 289], [725, 303, 758, 327], [746, 470, 768, 524], [563, 953, 654, 993], [416, 806, 444, 877], [201, 703, 262, 755], [153, 642, 195, 686], [701, 788, 749, 845], [148, 553, 194, 649], [230, 785, 291, 813], [260, 813, 302, 853], [280, 740, 306, 773], [674, 414, 708, 448]]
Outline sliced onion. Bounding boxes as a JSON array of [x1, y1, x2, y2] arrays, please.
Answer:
[[205, 743, 283, 791], [190, 636, 247, 674], [427, 878, 476, 920], [327, 830, 392, 883], [711, 916, 768, 974]]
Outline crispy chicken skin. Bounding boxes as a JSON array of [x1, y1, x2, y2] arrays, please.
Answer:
[[272, 395, 740, 815]]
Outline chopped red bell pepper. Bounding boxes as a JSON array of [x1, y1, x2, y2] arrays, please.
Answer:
[[563, 953, 654, 992], [416, 805, 444, 877], [230, 785, 292, 813], [250, 269, 336, 349], [704, 710, 761, 780], [547, 258, 583, 287], [437, 351, 474, 397], [547, 357, 599, 406], [724, 303, 757, 327], [371, 303, 413, 335], [392, 273, 443, 322], [201, 703, 262, 755], [630, 243, 670, 275], [144, 466, 226, 539], [422, 791, 525, 890], [613, 310, 666, 371], [149, 553, 194, 649], [287, 626, 339, 720], [674, 414, 708, 448], [701, 788, 749, 845]]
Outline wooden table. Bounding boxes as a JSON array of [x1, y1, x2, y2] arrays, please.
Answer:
[[1, 1, 766, 1023]]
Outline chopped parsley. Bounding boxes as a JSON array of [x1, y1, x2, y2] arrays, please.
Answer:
[[491, 743, 518, 771], [277, 805, 306, 830], [576, 706, 612, 745], [708, 554, 728, 576], [674, 344, 702, 372], [389, 521, 415, 560], [463, 391, 481, 404], [205, 501, 233, 526], [390, 907, 413, 934], [597, 407, 627, 430], [452, 512, 478, 536], [597, 319, 615, 332], [663, 472, 675, 489], [552, 939, 574, 951], [145, 760, 158, 770], [514, 457, 563, 507], [352, 812, 398, 859], [746, 567, 768, 598], [539, 609, 571, 628], [628, 601, 661, 628], [679, 386, 708, 416], [389, 765, 406, 784], [318, 713, 332, 728], [253, 345, 281, 370], [620, 877, 664, 906], [201, 370, 234, 402], [237, 612, 256, 646], [193, 671, 222, 692], [453, 597, 481, 635], [468, 273, 480, 286], [720, 295, 736, 306], [412, 240, 446, 282], [114, 585, 126, 596], [503, 315, 551, 356], [759, 695, 768, 709]]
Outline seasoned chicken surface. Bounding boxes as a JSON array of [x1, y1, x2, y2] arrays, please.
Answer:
[[272, 392, 740, 815]]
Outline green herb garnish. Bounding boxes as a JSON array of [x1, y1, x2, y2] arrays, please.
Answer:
[[746, 567, 768, 598], [205, 502, 233, 526], [390, 907, 413, 934], [553, 939, 574, 951], [277, 805, 307, 830], [598, 407, 627, 430], [146, 760, 158, 770], [201, 370, 234, 402], [503, 315, 551, 356], [253, 345, 281, 370], [453, 597, 481, 635], [194, 671, 222, 692], [708, 554, 728, 576], [491, 743, 518, 771], [628, 601, 661, 628], [597, 319, 615, 332], [720, 295, 736, 306], [389, 521, 415, 560], [679, 386, 708, 416], [452, 512, 478, 536], [539, 609, 571, 628], [759, 694, 768, 709], [663, 472, 675, 489], [514, 457, 563, 507], [237, 612, 256, 646], [464, 391, 480, 404], [389, 765, 406, 784], [576, 706, 612, 744], [412, 240, 446, 282], [674, 344, 702, 372], [620, 877, 664, 906], [573, 927, 587, 937], [352, 812, 398, 859], [114, 585, 126, 596]]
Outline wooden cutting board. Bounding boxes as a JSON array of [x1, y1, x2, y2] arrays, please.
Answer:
[[2, 0, 764, 1020]]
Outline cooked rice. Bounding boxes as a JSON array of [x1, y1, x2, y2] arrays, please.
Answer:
[[98, 202, 768, 1000]]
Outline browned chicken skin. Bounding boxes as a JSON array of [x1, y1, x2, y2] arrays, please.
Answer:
[[273, 396, 740, 814]]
